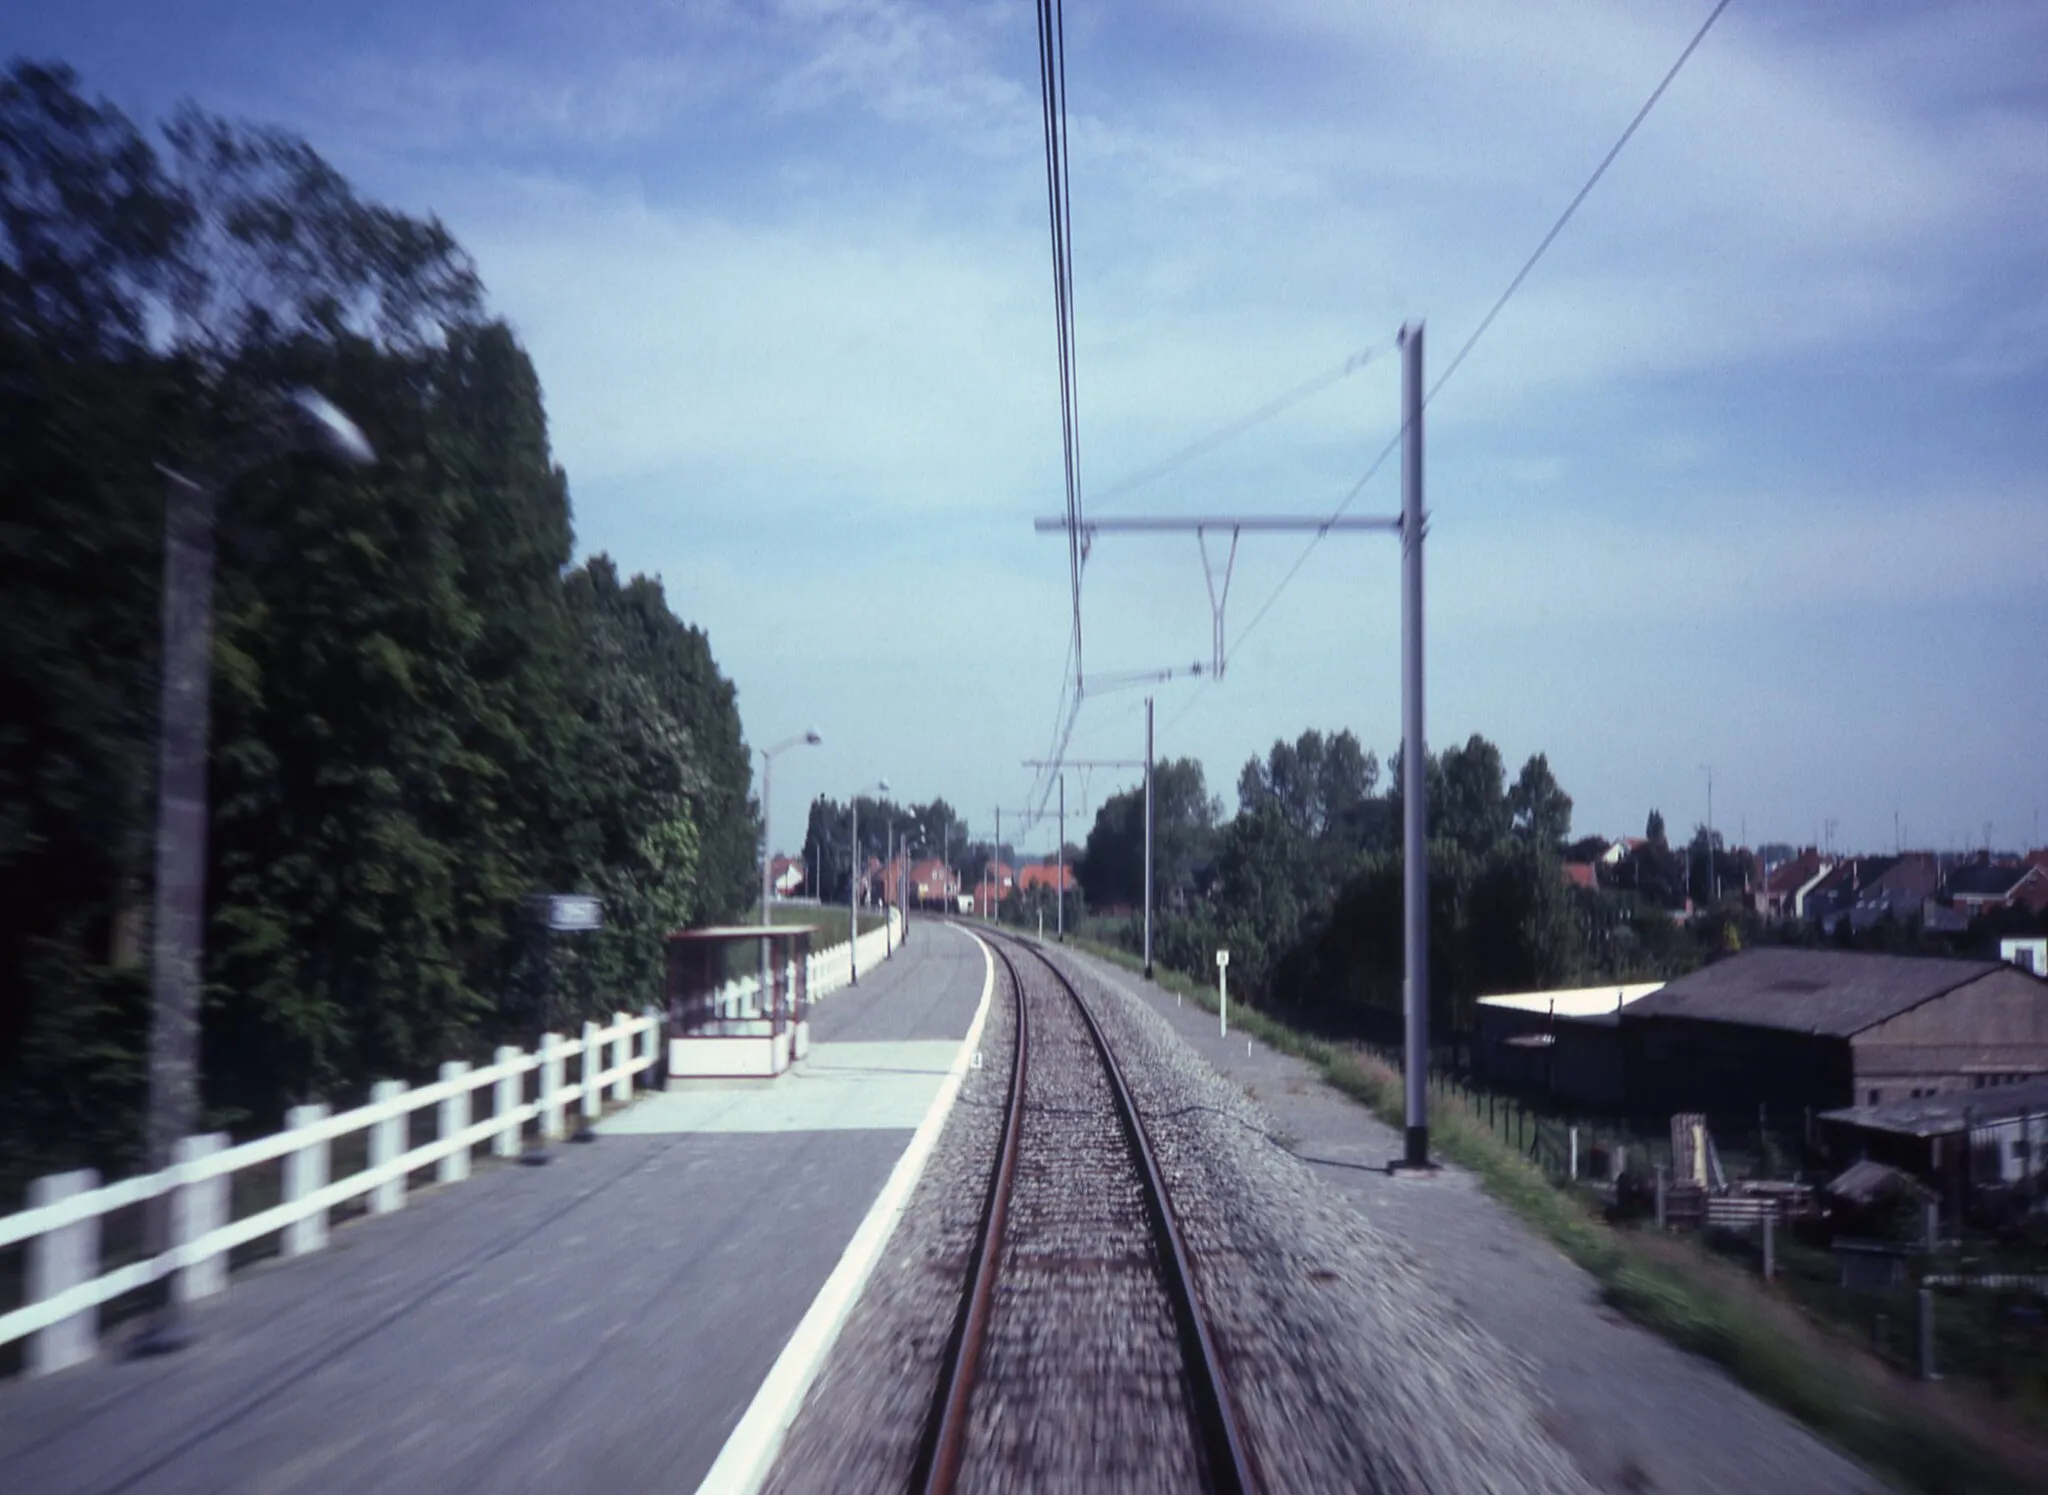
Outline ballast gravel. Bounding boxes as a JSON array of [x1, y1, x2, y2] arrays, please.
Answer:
[[767, 929, 1598, 1494]]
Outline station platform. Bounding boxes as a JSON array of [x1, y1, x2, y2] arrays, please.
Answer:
[[0, 922, 991, 1495]]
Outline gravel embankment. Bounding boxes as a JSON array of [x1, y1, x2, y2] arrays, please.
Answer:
[[770, 928, 1599, 1493]]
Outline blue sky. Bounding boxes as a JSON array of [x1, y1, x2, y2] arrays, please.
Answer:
[[15, 0, 2048, 859]]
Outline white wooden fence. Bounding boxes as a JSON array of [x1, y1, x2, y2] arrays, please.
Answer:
[[0, 917, 906, 1380], [705, 910, 902, 1017], [0, 1010, 659, 1378]]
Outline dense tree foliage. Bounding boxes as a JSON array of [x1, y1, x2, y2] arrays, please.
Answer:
[[1076, 758, 1218, 910], [0, 63, 755, 1196]]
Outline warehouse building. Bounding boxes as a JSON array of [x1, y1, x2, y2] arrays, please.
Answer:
[[1618, 948, 2048, 1118]]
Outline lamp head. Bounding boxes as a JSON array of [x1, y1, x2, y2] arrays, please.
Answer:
[[287, 388, 376, 466], [804, 729, 822, 745]]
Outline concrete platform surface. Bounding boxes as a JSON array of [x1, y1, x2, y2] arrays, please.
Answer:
[[0, 921, 989, 1495]]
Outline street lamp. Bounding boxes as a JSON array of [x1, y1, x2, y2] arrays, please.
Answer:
[[850, 781, 888, 986], [135, 386, 375, 1356], [759, 730, 823, 998]]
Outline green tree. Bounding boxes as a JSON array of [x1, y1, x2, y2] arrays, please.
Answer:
[[1508, 752, 1573, 849]]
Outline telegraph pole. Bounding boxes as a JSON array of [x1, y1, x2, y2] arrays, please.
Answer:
[[1057, 772, 1066, 941], [1144, 696, 1155, 979], [849, 797, 859, 986]]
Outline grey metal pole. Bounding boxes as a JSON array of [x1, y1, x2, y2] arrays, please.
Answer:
[[995, 807, 1002, 923], [885, 819, 894, 956], [849, 797, 859, 986], [134, 468, 219, 1354], [760, 750, 774, 997], [1057, 772, 1066, 941], [1144, 695, 1155, 979], [1399, 320, 1431, 1169]]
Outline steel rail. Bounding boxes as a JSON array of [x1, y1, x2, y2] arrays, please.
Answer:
[[914, 925, 1257, 1494], [909, 933, 1029, 1495]]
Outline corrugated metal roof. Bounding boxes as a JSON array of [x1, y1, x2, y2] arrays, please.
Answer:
[[1624, 948, 2004, 1036], [1821, 1076, 2048, 1137]]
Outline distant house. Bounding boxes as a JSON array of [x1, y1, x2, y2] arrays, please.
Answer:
[[908, 857, 959, 907], [1561, 862, 1599, 892], [1016, 863, 1077, 894], [1755, 849, 1833, 922], [972, 861, 1016, 916], [1619, 948, 2048, 1117], [1801, 854, 1944, 934], [1945, 860, 2048, 918], [1599, 837, 1644, 867], [770, 856, 807, 896]]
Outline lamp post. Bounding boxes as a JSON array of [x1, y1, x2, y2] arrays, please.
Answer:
[[759, 730, 823, 999], [134, 388, 375, 1357], [877, 781, 895, 956]]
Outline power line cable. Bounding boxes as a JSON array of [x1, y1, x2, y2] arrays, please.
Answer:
[[1223, 0, 1734, 667], [1088, 342, 1388, 514]]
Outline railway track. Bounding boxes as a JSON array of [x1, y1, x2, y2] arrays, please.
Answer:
[[910, 927, 1257, 1494]]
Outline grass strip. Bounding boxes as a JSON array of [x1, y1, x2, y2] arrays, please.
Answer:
[[1065, 936, 2043, 1495]]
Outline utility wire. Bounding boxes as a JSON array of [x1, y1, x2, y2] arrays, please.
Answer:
[[1088, 342, 1387, 514], [1037, 0, 1085, 717], [1223, 0, 1734, 668]]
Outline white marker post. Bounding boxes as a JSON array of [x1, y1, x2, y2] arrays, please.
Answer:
[[1216, 949, 1230, 1038]]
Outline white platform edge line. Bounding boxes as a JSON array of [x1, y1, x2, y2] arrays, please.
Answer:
[[693, 923, 996, 1495]]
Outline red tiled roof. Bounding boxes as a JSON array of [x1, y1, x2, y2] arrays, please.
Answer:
[[1017, 863, 1077, 892], [1562, 862, 1597, 890]]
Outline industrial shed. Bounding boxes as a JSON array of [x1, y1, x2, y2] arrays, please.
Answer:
[[1619, 948, 2048, 1119], [1474, 983, 1663, 1109], [1820, 1079, 2048, 1218]]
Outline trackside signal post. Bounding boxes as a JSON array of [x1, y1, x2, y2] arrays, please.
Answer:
[[1034, 321, 1433, 1168]]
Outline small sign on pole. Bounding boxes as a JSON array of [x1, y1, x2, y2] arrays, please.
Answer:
[[532, 894, 604, 933], [1216, 949, 1229, 1038]]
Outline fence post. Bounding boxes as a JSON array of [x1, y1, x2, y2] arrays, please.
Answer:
[[283, 1103, 331, 1256], [640, 1008, 661, 1089], [540, 1032, 565, 1139], [1917, 1287, 1937, 1381], [1923, 1199, 1939, 1254], [1654, 1163, 1668, 1230], [438, 1062, 472, 1184], [27, 1169, 99, 1376], [172, 1134, 229, 1303], [610, 1014, 632, 1102], [1569, 1126, 1579, 1182], [493, 1049, 521, 1158], [369, 1081, 408, 1212], [1763, 1213, 1776, 1283], [581, 1021, 602, 1124]]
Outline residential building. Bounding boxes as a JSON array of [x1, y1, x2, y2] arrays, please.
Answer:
[[1945, 860, 2048, 918], [1619, 947, 2048, 1117], [907, 857, 958, 907], [1016, 863, 1077, 894], [1754, 848, 1833, 922]]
